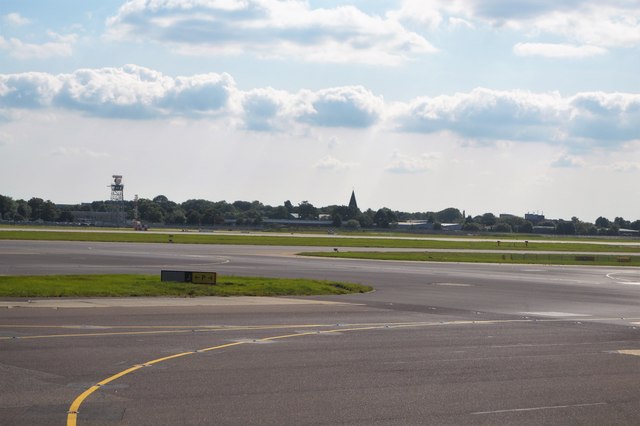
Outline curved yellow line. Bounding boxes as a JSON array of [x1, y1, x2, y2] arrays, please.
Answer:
[[65, 318, 569, 425]]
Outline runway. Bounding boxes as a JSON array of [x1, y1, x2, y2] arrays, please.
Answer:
[[2, 240, 640, 425]]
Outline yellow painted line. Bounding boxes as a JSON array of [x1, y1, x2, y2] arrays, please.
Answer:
[[58, 318, 640, 425], [67, 320, 500, 425], [617, 349, 640, 357], [67, 365, 144, 426], [65, 344, 240, 426]]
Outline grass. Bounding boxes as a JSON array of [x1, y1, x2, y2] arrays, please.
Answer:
[[300, 251, 640, 267], [0, 274, 372, 298], [1, 229, 639, 253]]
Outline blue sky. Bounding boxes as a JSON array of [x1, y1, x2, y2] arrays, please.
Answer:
[[1, 0, 639, 221]]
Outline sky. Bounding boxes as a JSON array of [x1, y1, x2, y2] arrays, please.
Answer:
[[1, 0, 639, 222]]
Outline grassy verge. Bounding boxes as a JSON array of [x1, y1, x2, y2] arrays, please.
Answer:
[[300, 251, 640, 267], [1, 229, 639, 253], [0, 274, 372, 297]]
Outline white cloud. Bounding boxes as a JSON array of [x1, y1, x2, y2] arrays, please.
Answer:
[[387, 0, 446, 29], [513, 42, 607, 58], [298, 86, 384, 128], [551, 153, 587, 168], [397, 88, 566, 142], [568, 92, 640, 142], [392, 1, 640, 54], [105, 0, 437, 65], [3, 13, 31, 26], [385, 152, 439, 174], [239, 87, 296, 131], [49, 146, 110, 158], [54, 65, 234, 119], [314, 155, 358, 171], [611, 162, 640, 172], [528, 3, 640, 49], [0, 72, 62, 108], [0, 32, 76, 59], [0, 131, 12, 147], [396, 89, 640, 146], [1, 66, 639, 148]]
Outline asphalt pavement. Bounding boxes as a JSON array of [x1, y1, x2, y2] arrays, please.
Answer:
[[2, 240, 640, 425]]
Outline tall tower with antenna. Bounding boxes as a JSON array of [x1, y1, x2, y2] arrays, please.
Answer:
[[110, 175, 125, 226]]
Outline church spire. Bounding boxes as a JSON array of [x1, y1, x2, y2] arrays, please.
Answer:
[[348, 190, 358, 210]]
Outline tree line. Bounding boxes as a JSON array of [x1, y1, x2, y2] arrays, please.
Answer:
[[459, 213, 639, 235], [0, 193, 638, 235]]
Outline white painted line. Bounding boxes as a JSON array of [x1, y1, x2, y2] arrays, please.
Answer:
[[520, 312, 591, 317], [0, 297, 355, 309], [472, 402, 607, 415], [606, 272, 640, 285], [434, 283, 473, 287]]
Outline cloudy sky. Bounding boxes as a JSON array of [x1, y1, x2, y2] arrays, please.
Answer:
[[1, 0, 639, 221]]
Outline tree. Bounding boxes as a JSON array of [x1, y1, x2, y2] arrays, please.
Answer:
[[0, 195, 17, 220], [462, 222, 481, 232], [357, 212, 374, 228], [58, 211, 74, 222], [186, 211, 202, 225], [298, 201, 318, 220], [284, 200, 294, 213], [555, 220, 576, 235], [614, 217, 630, 228], [331, 205, 353, 221], [344, 219, 361, 229], [27, 198, 45, 220], [331, 213, 342, 227], [595, 216, 610, 228], [41, 201, 59, 221], [374, 208, 396, 228], [436, 208, 463, 223], [233, 200, 253, 212], [138, 199, 164, 223], [202, 209, 224, 225], [165, 209, 187, 225], [519, 221, 534, 233], [480, 213, 497, 227], [15, 200, 31, 221], [270, 205, 290, 219], [90, 201, 108, 212], [152, 195, 176, 216], [493, 222, 512, 233]]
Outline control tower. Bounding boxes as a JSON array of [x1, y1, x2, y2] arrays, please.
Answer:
[[110, 175, 125, 226]]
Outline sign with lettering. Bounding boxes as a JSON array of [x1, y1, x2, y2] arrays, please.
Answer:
[[161, 270, 217, 285], [192, 272, 217, 284]]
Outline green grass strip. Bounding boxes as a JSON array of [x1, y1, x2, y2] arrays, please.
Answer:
[[300, 251, 640, 267], [1, 230, 639, 253], [0, 274, 372, 298]]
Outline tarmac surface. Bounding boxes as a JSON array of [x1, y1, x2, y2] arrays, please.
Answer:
[[2, 240, 640, 425]]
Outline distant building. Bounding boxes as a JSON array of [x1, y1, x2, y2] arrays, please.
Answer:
[[396, 221, 462, 231], [533, 226, 555, 234], [525, 213, 545, 224]]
